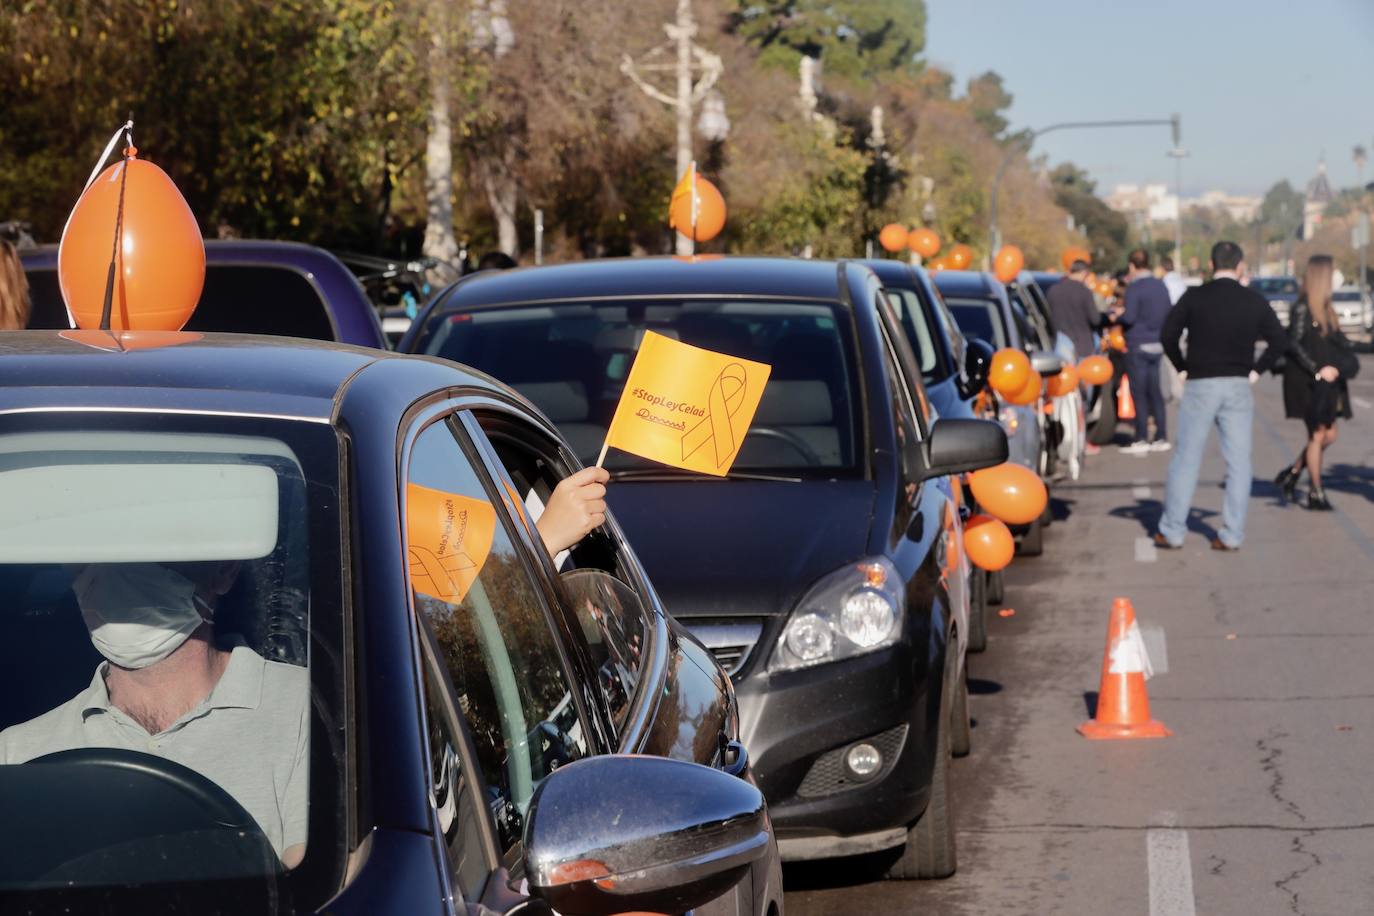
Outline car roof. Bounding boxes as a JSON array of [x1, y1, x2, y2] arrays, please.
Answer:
[[931, 269, 1002, 298], [439, 256, 850, 307], [20, 239, 353, 270]]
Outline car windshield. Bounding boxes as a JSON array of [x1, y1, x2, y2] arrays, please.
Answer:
[[1252, 277, 1298, 296], [884, 288, 950, 384], [415, 298, 863, 475], [945, 297, 1008, 349], [0, 414, 343, 910]]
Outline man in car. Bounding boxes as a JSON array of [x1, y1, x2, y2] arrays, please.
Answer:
[[0, 561, 310, 868]]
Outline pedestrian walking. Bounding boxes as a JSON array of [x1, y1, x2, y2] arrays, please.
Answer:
[[1155, 241, 1288, 551], [1044, 259, 1103, 364], [0, 239, 30, 330], [1274, 255, 1359, 510], [1114, 249, 1173, 453], [1160, 256, 1187, 305]]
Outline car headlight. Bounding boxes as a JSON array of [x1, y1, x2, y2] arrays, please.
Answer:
[[770, 557, 905, 672], [997, 406, 1020, 434]]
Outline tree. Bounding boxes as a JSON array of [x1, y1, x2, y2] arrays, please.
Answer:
[[965, 71, 1012, 140], [728, 0, 925, 82], [1259, 180, 1304, 244], [1050, 164, 1129, 269]]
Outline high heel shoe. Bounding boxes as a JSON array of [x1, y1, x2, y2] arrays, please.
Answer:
[[1275, 466, 1301, 501], [1307, 488, 1333, 511]]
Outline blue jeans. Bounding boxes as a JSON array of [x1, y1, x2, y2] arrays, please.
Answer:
[[1126, 350, 1167, 442], [1158, 377, 1254, 548]]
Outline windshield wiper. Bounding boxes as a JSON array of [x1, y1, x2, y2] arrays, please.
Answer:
[[608, 468, 804, 483]]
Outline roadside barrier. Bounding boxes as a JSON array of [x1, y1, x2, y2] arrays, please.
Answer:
[[1077, 597, 1171, 740]]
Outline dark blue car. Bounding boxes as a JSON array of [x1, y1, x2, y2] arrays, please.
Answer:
[[20, 240, 387, 349], [0, 332, 780, 915], [402, 257, 1009, 880]]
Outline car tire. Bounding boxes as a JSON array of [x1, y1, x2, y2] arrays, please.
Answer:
[[886, 685, 957, 879], [950, 665, 971, 759], [967, 570, 988, 653], [1088, 376, 1119, 445], [1040, 483, 1054, 527], [987, 568, 1005, 605], [1017, 517, 1044, 557]]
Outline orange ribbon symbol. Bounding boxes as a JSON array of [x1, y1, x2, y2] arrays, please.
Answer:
[[681, 362, 747, 468], [408, 545, 479, 602]]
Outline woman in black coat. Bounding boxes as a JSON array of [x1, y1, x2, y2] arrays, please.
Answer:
[[1275, 255, 1357, 510]]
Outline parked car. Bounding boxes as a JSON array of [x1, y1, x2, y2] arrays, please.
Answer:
[[402, 256, 1009, 878], [20, 240, 387, 349], [1009, 272, 1087, 482], [861, 258, 1001, 650], [0, 331, 780, 915], [1251, 275, 1300, 327], [335, 252, 462, 346], [934, 270, 1058, 555], [1332, 285, 1372, 336]]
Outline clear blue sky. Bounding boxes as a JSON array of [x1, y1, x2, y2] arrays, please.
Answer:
[[923, 0, 1374, 198]]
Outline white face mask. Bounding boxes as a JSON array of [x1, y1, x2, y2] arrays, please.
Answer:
[[74, 564, 207, 669]]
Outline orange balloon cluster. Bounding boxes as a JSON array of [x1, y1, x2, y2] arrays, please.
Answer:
[[963, 514, 1014, 571], [669, 175, 727, 243], [969, 462, 1048, 526], [993, 245, 1024, 283], [1078, 354, 1113, 386], [987, 348, 1031, 397], [878, 223, 908, 252], [59, 151, 205, 331], [908, 227, 941, 259], [1045, 363, 1079, 398], [1061, 245, 1092, 271], [1004, 369, 1043, 406], [947, 243, 974, 270]]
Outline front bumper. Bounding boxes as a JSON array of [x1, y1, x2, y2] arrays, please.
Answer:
[[731, 641, 938, 858]]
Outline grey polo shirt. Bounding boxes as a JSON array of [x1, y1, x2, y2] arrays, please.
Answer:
[[0, 645, 309, 858]]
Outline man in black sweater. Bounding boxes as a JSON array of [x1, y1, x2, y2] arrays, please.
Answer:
[[1154, 241, 1287, 551]]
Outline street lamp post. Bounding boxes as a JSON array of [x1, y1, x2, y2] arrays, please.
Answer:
[[987, 115, 1181, 266], [1167, 146, 1189, 269]]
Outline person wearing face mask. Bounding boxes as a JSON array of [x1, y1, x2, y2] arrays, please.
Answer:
[[0, 561, 309, 868]]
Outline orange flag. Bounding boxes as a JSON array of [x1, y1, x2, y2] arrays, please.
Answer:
[[602, 331, 771, 477], [406, 482, 497, 603]]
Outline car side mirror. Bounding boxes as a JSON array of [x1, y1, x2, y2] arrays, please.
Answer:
[[524, 755, 769, 916], [1029, 350, 1064, 376], [961, 337, 995, 398], [921, 418, 1009, 481]]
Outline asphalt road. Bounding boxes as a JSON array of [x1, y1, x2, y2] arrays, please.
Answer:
[[785, 357, 1374, 915]]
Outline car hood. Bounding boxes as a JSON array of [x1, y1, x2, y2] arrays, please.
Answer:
[[607, 479, 877, 620]]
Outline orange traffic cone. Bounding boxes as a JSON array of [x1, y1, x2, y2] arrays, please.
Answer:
[[1077, 597, 1171, 739]]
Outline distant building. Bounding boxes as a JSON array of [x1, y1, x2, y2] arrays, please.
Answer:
[[1106, 183, 1178, 223], [1304, 159, 1332, 241], [1185, 190, 1261, 223]]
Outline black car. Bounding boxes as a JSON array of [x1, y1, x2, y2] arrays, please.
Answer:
[[0, 332, 780, 915], [402, 257, 1008, 878]]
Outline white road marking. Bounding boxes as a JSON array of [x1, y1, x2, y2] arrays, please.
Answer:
[[1133, 485, 1152, 499], [1135, 536, 1158, 563], [1354, 396, 1372, 410], [1148, 812, 1197, 916]]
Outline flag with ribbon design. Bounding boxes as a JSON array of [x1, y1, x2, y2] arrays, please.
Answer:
[[602, 330, 771, 477], [406, 482, 497, 603]]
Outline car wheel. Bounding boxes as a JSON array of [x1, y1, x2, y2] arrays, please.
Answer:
[[1017, 517, 1044, 557], [1088, 376, 1119, 445], [950, 664, 971, 759], [886, 685, 957, 879], [1040, 483, 1054, 527], [987, 568, 1005, 605], [967, 570, 988, 653]]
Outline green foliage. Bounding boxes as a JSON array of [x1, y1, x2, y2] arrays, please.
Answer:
[[1050, 163, 1129, 269], [1259, 180, 1305, 243], [966, 71, 1012, 140], [730, 0, 926, 81]]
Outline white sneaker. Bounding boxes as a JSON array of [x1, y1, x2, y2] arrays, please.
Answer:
[[1120, 441, 1150, 455], [1149, 440, 1172, 452]]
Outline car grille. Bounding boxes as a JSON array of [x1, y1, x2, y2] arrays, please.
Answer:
[[796, 724, 910, 799], [683, 619, 766, 677]]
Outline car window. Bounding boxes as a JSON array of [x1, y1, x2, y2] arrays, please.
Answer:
[[930, 287, 967, 368], [472, 414, 650, 744], [946, 298, 1008, 349], [884, 288, 947, 383], [413, 299, 864, 476], [23, 265, 336, 341], [0, 416, 345, 908], [405, 418, 589, 855], [875, 318, 927, 533]]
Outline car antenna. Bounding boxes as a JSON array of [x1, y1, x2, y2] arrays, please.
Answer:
[[98, 117, 134, 333]]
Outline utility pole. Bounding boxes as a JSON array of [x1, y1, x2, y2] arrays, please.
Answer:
[[622, 0, 723, 255], [1167, 146, 1188, 270]]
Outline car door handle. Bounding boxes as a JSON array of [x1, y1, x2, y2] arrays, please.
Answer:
[[721, 739, 748, 778]]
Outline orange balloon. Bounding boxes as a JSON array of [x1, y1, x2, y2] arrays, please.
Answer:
[[1006, 369, 1043, 405], [908, 227, 941, 258], [1061, 245, 1091, 271], [993, 244, 1025, 283], [969, 462, 1048, 526], [1078, 354, 1113, 386], [669, 175, 727, 243], [947, 243, 974, 270], [964, 514, 1014, 571], [878, 223, 909, 252], [1046, 363, 1079, 398], [1106, 326, 1127, 352], [928, 256, 950, 272], [59, 152, 205, 331], [987, 347, 1032, 396]]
